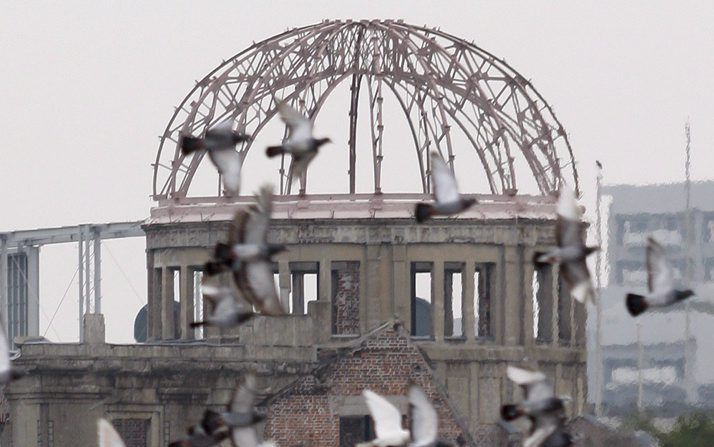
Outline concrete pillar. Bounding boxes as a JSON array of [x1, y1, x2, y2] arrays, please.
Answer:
[[291, 273, 304, 315], [179, 266, 194, 340], [462, 260, 476, 342], [319, 256, 331, 302], [278, 260, 290, 313], [161, 268, 175, 340], [432, 260, 444, 342], [390, 245, 407, 329], [502, 245, 522, 346], [78, 228, 84, 341], [146, 251, 161, 341], [551, 267, 560, 346], [82, 313, 105, 345], [26, 246, 40, 336]]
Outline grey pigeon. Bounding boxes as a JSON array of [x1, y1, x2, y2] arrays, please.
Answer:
[[180, 120, 251, 196], [190, 284, 255, 329], [415, 152, 476, 223], [168, 410, 227, 447], [626, 237, 694, 316], [501, 366, 573, 447], [535, 186, 598, 304], [219, 375, 277, 447], [265, 102, 331, 185]]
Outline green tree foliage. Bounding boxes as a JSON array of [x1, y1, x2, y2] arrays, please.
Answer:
[[659, 412, 714, 447]]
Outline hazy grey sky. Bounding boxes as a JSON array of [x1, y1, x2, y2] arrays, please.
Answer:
[[2, 1, 713, 343]]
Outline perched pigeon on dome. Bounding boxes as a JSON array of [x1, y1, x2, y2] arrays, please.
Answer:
[[180, 120, 251, 196], [415, 152, 476, 223], [190, 284, 255, 329], [265, 102, 331, 186], [534, 186, 598, 305], [626, 237, 695, 316], [501, 366, 574, 447]]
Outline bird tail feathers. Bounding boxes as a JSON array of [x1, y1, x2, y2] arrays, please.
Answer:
[[415, 203, 433, 223], [190, 321, 207, 328], [266, 146, 285, 158], [626, 293, 648, 317], [214, 242, 233, 263], [500, 404, 523, 421], [180, 135, 204, 155], [203, 261, 225, 276]]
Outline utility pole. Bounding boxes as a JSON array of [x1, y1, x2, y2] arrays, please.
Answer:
[[595, 160, 604, 417]]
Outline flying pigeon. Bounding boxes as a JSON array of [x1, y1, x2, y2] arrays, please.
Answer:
[[501, 366, 573, 447], [98, 418, 125, 447], [168, 410, 227, 447], [626, 237, 695, 316], [219, 375, 276, 447], [265, 102, 331, 185], [180, 120, 251, 196], [363, 389, 411, 447], [190, 284, 255, 329], [0, 317, 23, 384], [415, 152, 476, 223], [534, 186, 598, 304], [230, 186, 286, 316]]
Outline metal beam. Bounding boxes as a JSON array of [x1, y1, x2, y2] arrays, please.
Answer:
[[0, 221, 144, 249]]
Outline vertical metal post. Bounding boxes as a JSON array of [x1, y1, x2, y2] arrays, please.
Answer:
[[595, 161, 604, 417], [0, 236, 8, 336], [93, 228, 101, 314], [78, 226, 84, 341], [684, 120, 694, 403], [84, 226, 91, 313]]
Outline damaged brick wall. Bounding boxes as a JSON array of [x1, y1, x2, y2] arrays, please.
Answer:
[[264, 324, 478, 447], [331, 262, 360, 336]]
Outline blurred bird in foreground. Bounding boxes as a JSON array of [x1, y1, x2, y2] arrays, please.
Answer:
[[535, 186, 598, 305], [190, 284, 255, 329], [98, 418, 125, 447], [265, 101, 331, 186], [168, 410, 227, 447], [626, 236, 695, 316], [415, 152, 476, 223], [180, 120, 251, 196], [0, 317, 23, 384], [501, 366, 574, 447]]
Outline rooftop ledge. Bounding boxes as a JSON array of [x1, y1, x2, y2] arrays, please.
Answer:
[[148, 193, 558, 225]]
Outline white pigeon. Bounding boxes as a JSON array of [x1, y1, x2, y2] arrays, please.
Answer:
[[415, 152, 476, 223], [265, 102, 331, 185], [0, 317, 23, 384], [535, 185, 598, 304], [363, 389, 411, 447], [98, 418, 125, 447], [407, 386, 439, 447], [501, 366, 573, 447], [626, 237, 695, 316], [180, 120, 250, 196], [190, 284, 255, 329]]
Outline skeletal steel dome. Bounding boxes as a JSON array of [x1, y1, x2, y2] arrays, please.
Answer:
[[154, 19, 578, 200]]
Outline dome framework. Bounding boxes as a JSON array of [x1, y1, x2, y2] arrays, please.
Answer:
[[154, 19, 578, 200]]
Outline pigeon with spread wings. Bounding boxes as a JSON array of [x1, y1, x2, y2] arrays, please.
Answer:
[[535, 186, 598, 305], [179, 120, 251, 197], [501, 366, 573, 447], [415, 152, 476, 223], [265, 102, 331, 185], [190, 284, 255, 329], [626, 237, 694, 316]]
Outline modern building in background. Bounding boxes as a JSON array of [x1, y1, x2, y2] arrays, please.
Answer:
[[591, 181, 714, 416]]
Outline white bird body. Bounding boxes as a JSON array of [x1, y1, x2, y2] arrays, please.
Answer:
[[194, 285, 254, 328], [363, 390, 411, 447], [407, 386, 439, 447], [415, 152, 476, 222], [98, 418, 126, 447]]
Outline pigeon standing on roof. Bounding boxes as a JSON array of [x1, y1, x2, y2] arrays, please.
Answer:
[[265, 102, 331, 186], [501, 366, 573, 447], [168, 410, 228, 447], [626, 237, 695, 316], [534, 186, 598, 305], [98, 418, 126, 447], [180, 120, 251, 196], [190, 284, 256, 329], [225, 185, 285, 316], [0, 317, 24, 384], [415, 152, 476, 223]]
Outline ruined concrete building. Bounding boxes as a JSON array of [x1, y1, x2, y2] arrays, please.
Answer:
[[4, 20, 587, 446]]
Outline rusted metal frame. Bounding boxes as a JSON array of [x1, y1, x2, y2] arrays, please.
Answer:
[[347, 26, 366, 194], [366, 75, 384, 193]]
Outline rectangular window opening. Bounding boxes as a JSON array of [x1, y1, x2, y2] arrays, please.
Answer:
[[533, 265, 553, 343], [288, 262, 319, 315], [193, 270, 204, 339], [411, 262, 433, 337], [339, 416, 374, 447], [444, 263, 464, 338]]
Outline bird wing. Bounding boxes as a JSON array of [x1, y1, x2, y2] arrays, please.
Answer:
[[209, 149, 242, 196], [244, 186, 273, 245], [646, 237, 673, 294], [229, 210, 250, 245], [231, 426, 260, 447], [363, 389, 404, 441], [556, 186, 580, 221], [214, 292, 238, 316], [524, 422, 557, 447], [0, 319, 10, 374], [208, 120, 235, 135], [430, 152, 460, 204], [98, 419, 126, 447], [230, 374, 257, 415], [555, 217, 582, 250], [408, 386, 438, 447], [560, 260, 594, 304], [506, 366, 547, 386], [243, 261, 284, 315], [526, 380, 555, 403], [278, 102, 312, 143]]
